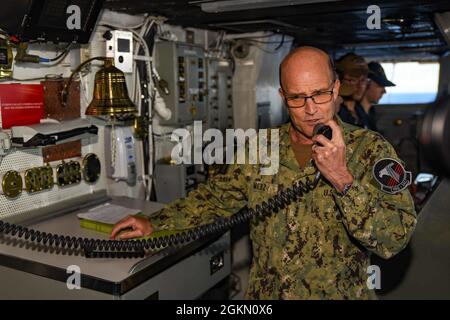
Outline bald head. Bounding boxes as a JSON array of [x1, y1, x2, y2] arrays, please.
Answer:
[[279, 46, 335, 91], [278, 46, 340, 140]]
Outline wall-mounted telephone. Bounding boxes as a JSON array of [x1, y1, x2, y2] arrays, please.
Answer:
[[0, 125, 332, 258], [105, 126, 137, 186]]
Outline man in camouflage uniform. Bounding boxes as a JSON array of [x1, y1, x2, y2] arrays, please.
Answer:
[[111, 47, 417, 299]]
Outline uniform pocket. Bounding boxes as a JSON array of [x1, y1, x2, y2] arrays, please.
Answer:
[[249, 176, 283, 249]]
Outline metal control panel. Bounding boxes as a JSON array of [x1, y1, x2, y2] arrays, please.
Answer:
[[0, 125, 106, 223], [155, 42, 207, 125], [207, 58, 234, 131], [154, 163, 204, 204]]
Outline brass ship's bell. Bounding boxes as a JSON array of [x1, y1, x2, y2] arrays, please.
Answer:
[[86, 58, 137, 117]]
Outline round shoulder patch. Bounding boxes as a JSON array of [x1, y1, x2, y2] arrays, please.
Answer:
[[372, 158, 412, 194]]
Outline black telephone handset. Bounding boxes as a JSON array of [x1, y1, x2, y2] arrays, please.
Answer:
[[0, 124, 335, 258], [313, 123, 333, 143], [312, 123, 333, 183]]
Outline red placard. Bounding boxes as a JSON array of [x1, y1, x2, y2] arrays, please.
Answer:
[[0, 84, 44, 129]]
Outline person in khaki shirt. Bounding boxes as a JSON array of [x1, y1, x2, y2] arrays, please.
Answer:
[[111, 46, 417, 299]]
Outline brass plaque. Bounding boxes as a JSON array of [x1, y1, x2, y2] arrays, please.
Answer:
[[42, 140, 81, 163], [24, 166, 54, 193], [2, 171, 23, 198], [41, 79, 80, 120], [56, 160, 81, 186], [41, 165, 55, 190], [25, 168, 41, 193]]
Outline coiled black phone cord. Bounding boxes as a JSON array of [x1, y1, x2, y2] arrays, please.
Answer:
[[0, 124, 331, 258], [0, 175, 320, 258]]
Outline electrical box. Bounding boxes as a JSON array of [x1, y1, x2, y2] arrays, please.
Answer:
[[154, 42, 207, 125], [207, 58, 234, 131], [154, 163, 202, 203], [106, 30, 133, 73]]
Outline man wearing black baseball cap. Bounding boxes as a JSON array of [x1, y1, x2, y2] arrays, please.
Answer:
[[360, 62, 396, 131]]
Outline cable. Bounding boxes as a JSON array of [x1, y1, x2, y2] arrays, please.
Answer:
[[245, 35, 291, 54], [0, 173, 321, 258], [1, 77, 46, 82], [39, 43, 73, 63], [274, 34, 285, 50], [61, 56, 108, 106], [135, 20, 152, 200], [231, 32, 278, 41], [110, 120, 117, 173], [79, 70, 91, 106], [241, 39, 293, 45], [152, 131, 174, 137], [98, 19, 149, 30], [251, 43, 283, 54], [0, 74, 63, 82], [141, 20, 159, 201]]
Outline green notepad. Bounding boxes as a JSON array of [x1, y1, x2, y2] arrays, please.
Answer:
[[79, 216, 182, 241], [77, 203, 183, 244]]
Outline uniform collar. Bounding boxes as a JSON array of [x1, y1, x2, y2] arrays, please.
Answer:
[[279, 116, 359, 175], [278, 122, 315, 175]]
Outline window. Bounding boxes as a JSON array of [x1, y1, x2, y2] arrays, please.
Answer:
[[378, 62, 440, 104]]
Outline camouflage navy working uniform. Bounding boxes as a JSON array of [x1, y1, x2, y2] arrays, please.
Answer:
[[149, 118, 417, 299]]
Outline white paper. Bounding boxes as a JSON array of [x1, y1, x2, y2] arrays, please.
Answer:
[[77, 203, 141, 225]]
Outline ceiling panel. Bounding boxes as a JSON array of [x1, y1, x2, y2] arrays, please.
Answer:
[[105, 0, 450, 59]]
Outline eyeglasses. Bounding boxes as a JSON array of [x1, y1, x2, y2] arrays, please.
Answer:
[[283, 83, 335, 108]]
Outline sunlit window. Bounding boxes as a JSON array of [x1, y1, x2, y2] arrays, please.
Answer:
[[378, 62, 440, 104]]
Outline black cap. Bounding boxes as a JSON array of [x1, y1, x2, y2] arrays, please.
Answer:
[[368, 62, 395, 87]]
